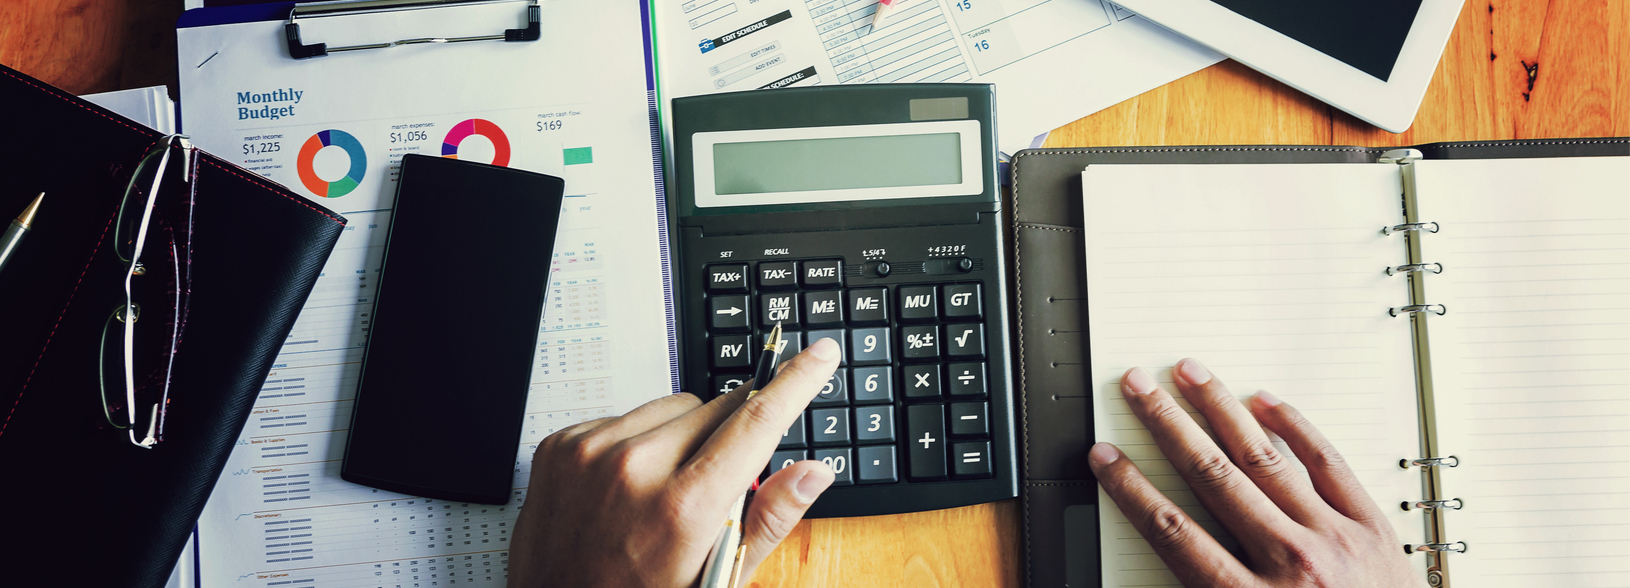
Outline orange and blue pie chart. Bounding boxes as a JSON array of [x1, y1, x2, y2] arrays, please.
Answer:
[[441, 118, 511, 167], [296, 129, 367, 198]]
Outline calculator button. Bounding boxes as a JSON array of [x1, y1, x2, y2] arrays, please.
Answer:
[[945, 324, 986, 359], [711, 375, 749, 398], [758, 261, 798, 290], [779, 411, 808, 449], [806, 329, 847, 367], [709, 296, 750, 333], [848, 288, 889, 326], [947, 362, 987, 399], [772, 330, 804, 359], [811, 368, 848, 407], [809, 408, 850, 446], [951, 441, 993, 479], [768, 450, 807, 478], [899, 325, 940, 361], [849, 328, 892, 365], [901, 364, 941, 400], [906, 404, 948, 481], [710, 336, 752, 369], [942, 283, 982, 320], [760, 292, 799, 328], [804, 290, 844, 328], [813, 448, 854, 486], [856, 445, 898, 484], [898, 286, 938, 322], [853, 405, 896, 444], [850, 366, 894, 404], [706, 264, 749, 293], [801, 259, 843, 288], [948, 402, 989, 437]]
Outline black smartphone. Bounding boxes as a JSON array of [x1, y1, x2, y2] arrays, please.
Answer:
[[341, 154, 563, 504]]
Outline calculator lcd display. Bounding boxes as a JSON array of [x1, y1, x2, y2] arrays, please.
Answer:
[[713, 133, 961, 195]]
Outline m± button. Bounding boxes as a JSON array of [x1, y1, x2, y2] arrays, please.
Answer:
[[709, 296, 750, 333], [801, 259, 843, 288], [706, 264, 749, 293]]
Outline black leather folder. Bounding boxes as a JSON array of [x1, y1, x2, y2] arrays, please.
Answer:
[[0, 64, 347, 587], [1009, 137, 1629, 587]]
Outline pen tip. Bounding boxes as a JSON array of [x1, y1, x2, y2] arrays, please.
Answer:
[[15, 193, 42, 228]]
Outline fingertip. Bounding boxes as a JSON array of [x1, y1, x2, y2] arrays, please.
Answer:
[[1174, 358, 1212, 386], [1088, 442, 1122, 469], [1121, 367, 1157, 396], [1251, 389, 1282, 410], [807, 337, 839, 361], [793, 461, 834, 502]]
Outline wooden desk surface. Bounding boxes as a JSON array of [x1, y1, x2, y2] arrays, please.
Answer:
[[3, 1, 1621, 587]]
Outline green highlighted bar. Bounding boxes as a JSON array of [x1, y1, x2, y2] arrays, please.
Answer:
[[563, 147, 593, 166]]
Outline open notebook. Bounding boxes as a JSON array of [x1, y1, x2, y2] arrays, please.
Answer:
[[1080, 155, 1629, 587]]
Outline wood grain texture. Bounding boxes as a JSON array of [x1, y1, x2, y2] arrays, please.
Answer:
[[0, 1, 1621, 587]]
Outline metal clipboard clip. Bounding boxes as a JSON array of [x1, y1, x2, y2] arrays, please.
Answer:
[[284, 0, 541, 60]]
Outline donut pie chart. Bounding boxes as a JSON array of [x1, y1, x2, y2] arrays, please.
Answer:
[[441, 118, 511, 167], [296, 129, 367, 198]]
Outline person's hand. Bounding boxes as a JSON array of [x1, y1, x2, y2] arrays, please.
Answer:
[[508, 338, 841, 588], [1089, 359, 1423, 588]]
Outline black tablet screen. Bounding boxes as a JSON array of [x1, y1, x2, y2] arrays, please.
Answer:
[[1209, 0, 1424, 81]]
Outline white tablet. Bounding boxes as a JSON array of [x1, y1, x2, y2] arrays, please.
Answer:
[[1111, 0, 1464, 132]]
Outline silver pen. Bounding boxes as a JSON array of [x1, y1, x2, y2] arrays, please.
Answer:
[[0, 193, 43, 277]]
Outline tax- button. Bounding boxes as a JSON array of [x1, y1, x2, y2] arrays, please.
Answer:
[[801, 259, 843, 288], [706, 264, 749, 293], [942, 283, 982, 319], [709, 296, 750, 333], [758, 261, 797, 290]]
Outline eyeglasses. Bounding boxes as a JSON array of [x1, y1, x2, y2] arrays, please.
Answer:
[[97, 135, 192, 449]]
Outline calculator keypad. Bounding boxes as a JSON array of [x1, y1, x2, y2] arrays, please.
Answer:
[[703, 260, 993, 489]]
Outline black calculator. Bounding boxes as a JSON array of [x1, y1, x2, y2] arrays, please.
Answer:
[[669, 84, 1017, 518]]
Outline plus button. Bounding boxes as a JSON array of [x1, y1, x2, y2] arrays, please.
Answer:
[[918, 432, 937, 450]]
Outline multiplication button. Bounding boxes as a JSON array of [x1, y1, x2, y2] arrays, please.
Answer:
[[902, 364, 941, 400]]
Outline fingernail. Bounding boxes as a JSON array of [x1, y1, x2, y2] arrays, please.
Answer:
[[794, 466, 832, 502], [1177, 358, 1212, 385], [1121, 367, 1157, 395], [1254, 390, 1282, 408], [808, 337, 839, 361], [1088, 442, 1120, 467]]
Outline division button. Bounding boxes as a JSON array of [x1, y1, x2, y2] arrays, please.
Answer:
[[946, 362, 987, 399], [709, 295, 750, 333], [802, 259, 843, 288], [901, 364, 941, 400], [779, 411, 807, 449], [804, 290, 844, 327], [942, 283, 982, 320], [711, 335, 752, 370], [906, 404, 948, 481], [945, 324, 986, 359], [951, 441, 993, 479], [760, 292, 799, 328], [948, 402, 989, 437], [856, 445, 899, 484], [758, 261, 797, 290], [900, 325, 940, 361], [898, 286, 938, 322], [848, 288, 889, 326], [813, 447, 854, 486], [706, 264, 749, 293], [853, 405, 896, 444]]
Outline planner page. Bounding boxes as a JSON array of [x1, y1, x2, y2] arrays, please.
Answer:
[[1416, 156, 1630, 587], [1081, 163, 1426, 588]]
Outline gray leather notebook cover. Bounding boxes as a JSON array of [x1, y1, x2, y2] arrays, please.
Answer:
[[1008, 138, 1629, 588]]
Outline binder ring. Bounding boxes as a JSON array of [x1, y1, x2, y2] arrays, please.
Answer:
[[1399, 456, 1459, 469], [1390, 304, 1447, 317], [1383, 222, 1440, 235], [1406, 542, 1467, 554], [1401, 498, 1464, 511], [1387, 263, 1444, 276]]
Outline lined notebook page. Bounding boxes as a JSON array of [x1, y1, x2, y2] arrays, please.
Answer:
[[1081, 164, 1426, 588], [1417, 156, 1630, 587]]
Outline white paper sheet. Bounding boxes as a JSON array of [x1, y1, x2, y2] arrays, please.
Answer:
[[1080, 163, 1427, 588], [82, 85, 176, 134], [1418, 157, 1630, 587], [654, 0, 1222, 154], [177, 1, 674, 585]]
